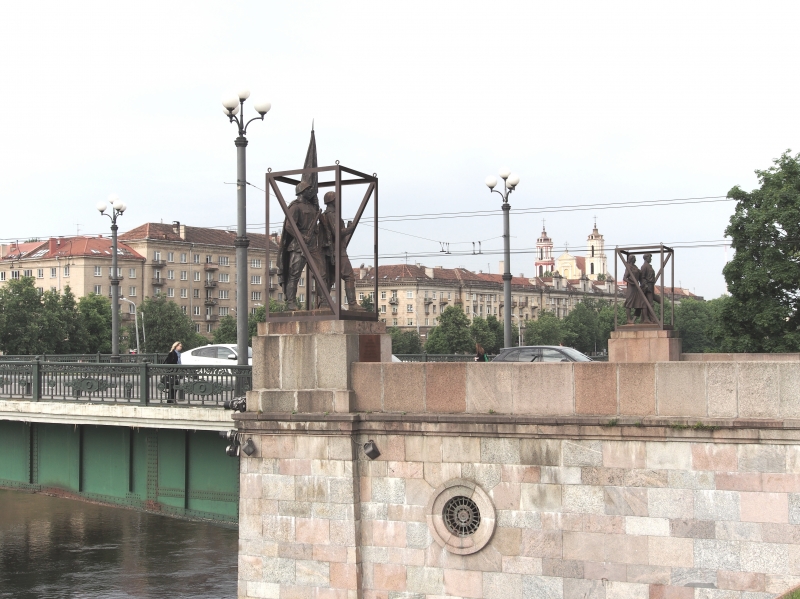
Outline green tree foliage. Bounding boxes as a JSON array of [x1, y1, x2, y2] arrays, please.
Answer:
[[213, 315, 237, 344], [360, 295, 374, 312], [388, 327, 422, 354], [562, 300, 602, 353], [246, 300, 286, 342], [722, 150, 800, 352], [77, 293, 112, 353], [0, 277, 47, 354], [524, 311, 565, 346], [469, 317, 495, 353], [424, 306, 474, 353], [135, 296, 205, 354], [674, 297, 720, 353]]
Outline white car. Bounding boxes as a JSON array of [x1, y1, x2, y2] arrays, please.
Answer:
[[181, 344, 253, 366]]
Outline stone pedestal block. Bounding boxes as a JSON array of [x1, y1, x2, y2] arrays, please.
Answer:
[[608, 327, 682, 363], [247, 319, 390, 413]]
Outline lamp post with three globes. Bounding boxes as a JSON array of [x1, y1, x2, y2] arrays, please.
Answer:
[[222, 90, 271, 367], [485, 169, 520, 349], [97, 195, 127, 362]]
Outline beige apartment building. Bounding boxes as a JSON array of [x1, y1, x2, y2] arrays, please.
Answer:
[[0, 222, 280, 338], [355, 261, 707, 341]]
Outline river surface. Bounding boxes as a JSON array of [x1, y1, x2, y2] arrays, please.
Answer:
[[0, 489, 238, 598]]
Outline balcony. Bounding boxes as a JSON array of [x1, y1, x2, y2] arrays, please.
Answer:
[[108, 274, 124, 282], [204, 298, 218, 306], [204, 280, 217, 288], [439, 298, 449, 304], [391, 309, 398, 315], [453, 297, 463, 305], [269, 267, 278, 275], [388, 297, 399, 305], [424, 298, 433, 305], [152, 278, 165, 286], [121, 312, 136, 321], [205, 314, 218, 322], [518, 299, 528, 308], [151, 259, 166, 267], [204, 263, 219, 271]]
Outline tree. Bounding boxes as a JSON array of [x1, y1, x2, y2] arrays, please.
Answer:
[[360, 295, 374, 312], [562, 300, 601, 354], [722, 150, 800, 352], [0, 278, 45, 354], [424, 306, 473, 353], [673, 297, 720, 353], [469, 317, 495, 353], [213, 315, 237, 344], [388, 327, 422, 354], [135, 296, 205, 354], [524, 311, 565, 346], [77, 293, 112, 353]]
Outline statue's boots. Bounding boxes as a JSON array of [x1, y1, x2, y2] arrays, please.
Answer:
[[346, 283, 365, 311]]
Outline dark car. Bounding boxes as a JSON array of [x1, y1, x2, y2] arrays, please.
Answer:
[[491, 346, 592, 363]]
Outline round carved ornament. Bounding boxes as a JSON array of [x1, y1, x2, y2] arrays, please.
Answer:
[[426, 478, 495, 555]]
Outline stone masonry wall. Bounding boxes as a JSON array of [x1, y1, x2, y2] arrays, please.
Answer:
[[236, 418, 800, 599]]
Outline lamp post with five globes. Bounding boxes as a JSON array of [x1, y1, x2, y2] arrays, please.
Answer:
[[485, 169, 520, 349], [97, 195, 127, 362], [222, 90, 271, 367]]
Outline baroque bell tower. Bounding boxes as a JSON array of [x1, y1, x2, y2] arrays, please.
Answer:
[[535, 221, 555, 277], [586, 219, 607, 280]]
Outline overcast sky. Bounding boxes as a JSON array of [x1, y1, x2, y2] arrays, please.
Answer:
[[1, 1, 798, 299]]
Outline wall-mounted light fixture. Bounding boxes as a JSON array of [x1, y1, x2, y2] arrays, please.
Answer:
[[363, 440, 381, 460], [241, 438, 256, 456]]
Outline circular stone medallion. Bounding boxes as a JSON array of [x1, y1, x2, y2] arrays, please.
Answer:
[[426, 478, 496, 555]]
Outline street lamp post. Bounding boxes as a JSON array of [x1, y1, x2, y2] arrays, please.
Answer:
[[119, 297, 140, 355], [97, 195, 127, 362], [222, 90, 271, 367], [485, 169, 520, 349]]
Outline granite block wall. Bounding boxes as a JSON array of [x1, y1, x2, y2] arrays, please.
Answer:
[[237, 428, 800, 598]]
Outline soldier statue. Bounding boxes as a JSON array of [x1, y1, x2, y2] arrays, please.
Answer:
[[277, 130, 327, 311], [319, 191, 363, 310]]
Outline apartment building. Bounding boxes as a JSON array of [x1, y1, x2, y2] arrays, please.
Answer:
[[118, 222, 279, 335]]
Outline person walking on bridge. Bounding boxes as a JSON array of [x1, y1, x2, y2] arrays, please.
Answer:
[[163, 341, 182, 402]]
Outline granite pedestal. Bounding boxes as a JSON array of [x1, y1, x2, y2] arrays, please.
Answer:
[[608, 326, 682, 363]]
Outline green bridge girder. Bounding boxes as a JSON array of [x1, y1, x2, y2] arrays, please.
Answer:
[[0, 421, 239, 523]]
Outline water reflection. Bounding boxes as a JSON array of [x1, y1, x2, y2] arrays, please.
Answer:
[[0, 489, 237, 599]]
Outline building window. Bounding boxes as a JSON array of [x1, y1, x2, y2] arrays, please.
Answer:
[[193, 306, 200, 316], [167, 270, 174, 280], [129, 286, 136, 296], [128, 303, 136, 314], [392, 319, 398, 326], [251, 259, 261, 268], [23, 269, 32, 278], [182, 305, 187, 314], [63, 266, 69, 277], [407, 319, 413, 326], [129, 268, 136, 278], [219, 256, 230, 266], [206, 255, 212, 264], [425, 319, 429, 326], [194, 272, 200, 282], [406, 290, 413, 299], [180, 253, 187, 263], [154, 288, 161, 296], [219, 290, 229, 299], [380, 305, 386, 313], [298, 278, 304, 287], [180, 288, 187, 298], [11, 271, 18, 280], [219, 273, 229, 283], [94, 285, 102, 294], [207, 323, 213, 333], [193, 254, 200, 264], [448, 292, 451, 299], [359, 292, 365, 300], [193, 289, 200, 299], [167, 252, 174, 262], [591, 263, 595, 275], [251, 275, 262, 285], [154, 251, 161, 261], [180, 271, 187, 280], [0, 272, 5, 282], [50, 267, 57, 278], [219, 307, 229, 316], [433, 305, 437, 314], [381, 291, 386, 299], [252, 291, 262, 301], [407, 304, 413, 313], [194, 324, 200, 332], [167, 288, 174, 297]]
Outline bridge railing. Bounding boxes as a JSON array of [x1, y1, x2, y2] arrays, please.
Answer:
[[394, 354, 497, 362], [0, 361, 251, 407], [0, 353, 168, 363]]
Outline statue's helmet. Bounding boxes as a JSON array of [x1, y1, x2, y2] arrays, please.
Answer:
[[324, 191, 336, 205]]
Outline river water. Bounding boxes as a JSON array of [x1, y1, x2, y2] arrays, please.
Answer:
[[0, 489, 238, 599]]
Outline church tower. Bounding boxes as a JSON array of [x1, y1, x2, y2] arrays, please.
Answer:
[[585, 220, 607, 280], [535, 223, 555, 277]]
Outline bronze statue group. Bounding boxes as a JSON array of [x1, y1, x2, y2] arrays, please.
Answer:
[[622, 253, 660, 325]]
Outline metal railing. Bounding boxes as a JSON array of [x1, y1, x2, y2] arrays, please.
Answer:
[[0, 353, 168, 363], [394, 354, 496, 362], [0, 361, 251, 406]]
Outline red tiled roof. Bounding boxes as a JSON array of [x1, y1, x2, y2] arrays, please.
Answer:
[[119, 223, 279, 251], [575, 256, 586, 272], [2, 237, 144, 261]]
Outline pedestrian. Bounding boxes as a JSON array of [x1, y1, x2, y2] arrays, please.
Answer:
[[474, 343, 488, 362], [163, 341, 182, 402]]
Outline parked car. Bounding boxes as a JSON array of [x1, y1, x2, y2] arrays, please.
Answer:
[[180, 344, 253, 366], [491, 346, 592, 363]]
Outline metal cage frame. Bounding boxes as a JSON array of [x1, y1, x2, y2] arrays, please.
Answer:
[[265, 164, 378, 322], [614, 244, 675, 330]]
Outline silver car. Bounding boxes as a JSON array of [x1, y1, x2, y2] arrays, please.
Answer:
[[181, 344, 253, 366], [491, 346, 592, 363]]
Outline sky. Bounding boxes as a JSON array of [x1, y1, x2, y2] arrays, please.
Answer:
[[1, 1, 799, 299]]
